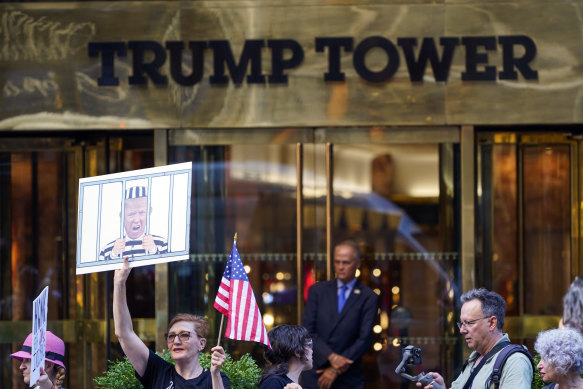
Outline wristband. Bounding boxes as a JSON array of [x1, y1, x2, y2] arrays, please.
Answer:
[[331, 367, 338, 374]]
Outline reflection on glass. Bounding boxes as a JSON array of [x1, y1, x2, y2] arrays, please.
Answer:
[[482, 144, 520, 313], [169, 144, 300, 361], [169, 140, 458, 388], [331, 144, 457, 386], [478, 139, 572, 341], [523, 145, 571, 315]]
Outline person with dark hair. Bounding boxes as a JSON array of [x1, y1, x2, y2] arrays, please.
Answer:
[[259, 325, 313, 389], [100, 185, 168, 261], [301, 240, 378, 389], [418, 288, 533, 389], [114, 257, 230, 389], [560, 277, 583, 334], [535, 328, 583, 389], [10, 331, 67, 389]]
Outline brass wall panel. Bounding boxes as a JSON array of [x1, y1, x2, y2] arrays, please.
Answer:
[[314, 126, 459, 144], [445, 2, 583, 124], [170, 127, 315, 145], [505, 315, 561, 339], [1, 1, 583, 128]]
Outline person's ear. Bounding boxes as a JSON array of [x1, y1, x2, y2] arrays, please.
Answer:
[[488, 316, 497, 331], [199, 337, 206, 351]]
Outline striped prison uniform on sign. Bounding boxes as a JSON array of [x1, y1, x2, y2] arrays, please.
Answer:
[[214, 242, 271, 348], [99, 235, 168, 261], [126, 186, 147, 199]]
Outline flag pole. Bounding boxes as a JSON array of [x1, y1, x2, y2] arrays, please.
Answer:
[[217, 315, 224, 346], [217, 232, 237, 346]]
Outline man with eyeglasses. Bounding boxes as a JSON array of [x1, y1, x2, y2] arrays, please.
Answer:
[[113, 257, 230, 389], [418, 288, 533, 389]]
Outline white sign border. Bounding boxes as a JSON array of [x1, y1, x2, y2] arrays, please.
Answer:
[[76, 162, 192, 274]]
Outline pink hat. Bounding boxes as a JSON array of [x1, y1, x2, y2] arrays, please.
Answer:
[[10, 331, 66, 370]]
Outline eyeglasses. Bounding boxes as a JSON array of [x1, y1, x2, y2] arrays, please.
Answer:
[[457, 316, 490, 330], [165, 331, 192, 343]]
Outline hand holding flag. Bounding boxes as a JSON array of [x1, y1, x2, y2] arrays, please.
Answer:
[[214, 237, 271, 348]]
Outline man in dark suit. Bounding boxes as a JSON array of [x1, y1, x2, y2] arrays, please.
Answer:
[[301, 240, 378, 389]]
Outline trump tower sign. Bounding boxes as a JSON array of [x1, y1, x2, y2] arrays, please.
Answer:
[[2, 1, 583, 127], [88, 35, 538, 86]]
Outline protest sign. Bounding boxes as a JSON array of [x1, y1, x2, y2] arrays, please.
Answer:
[[31, 286, 49, 386], [76, 162, 192, 274]]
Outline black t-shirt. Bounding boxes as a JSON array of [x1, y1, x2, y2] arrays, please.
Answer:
[[136, 350, 231, 389], [258, 374, 293, 389]]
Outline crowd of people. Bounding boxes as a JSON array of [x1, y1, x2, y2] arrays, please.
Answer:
[[10, 242, 583, 389]]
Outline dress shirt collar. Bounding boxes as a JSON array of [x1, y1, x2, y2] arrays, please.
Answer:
[[336, 278, 358, 293]]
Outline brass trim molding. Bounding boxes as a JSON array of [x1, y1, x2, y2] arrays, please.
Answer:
[[505, 315, 561, 339], [461, 126, 475, 293], [0, 319, 156, 344]]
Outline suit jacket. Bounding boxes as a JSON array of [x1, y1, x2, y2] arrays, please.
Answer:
[[301, 279, 378, 389]]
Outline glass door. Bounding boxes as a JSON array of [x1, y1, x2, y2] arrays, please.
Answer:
[[0, 131, 157, 389], [316, 128, 461, 387], [167, 126, 462, 389], [0, 136, 80, 389], [476, 131, 580, 344]]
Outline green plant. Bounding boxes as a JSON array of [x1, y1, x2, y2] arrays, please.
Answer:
[[200, 353, 262, 389], [532, 353, 544, 389], [94, 350, 260, 389], [531, 353, 583, 389], [93, 355, 144, 389]]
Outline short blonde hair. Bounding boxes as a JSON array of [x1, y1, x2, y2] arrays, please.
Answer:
[[167, 313, 209, 338]]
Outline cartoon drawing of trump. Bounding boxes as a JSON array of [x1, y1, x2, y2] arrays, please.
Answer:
[[99, 185, 168, 261]]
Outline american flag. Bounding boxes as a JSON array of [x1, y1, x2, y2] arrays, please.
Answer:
[[214, 241, 271, 348]]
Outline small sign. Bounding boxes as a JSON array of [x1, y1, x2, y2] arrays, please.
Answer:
[[31, 286, 49, 387]]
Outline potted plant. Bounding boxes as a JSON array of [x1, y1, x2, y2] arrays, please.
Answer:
[[94, 350, 261, 389]]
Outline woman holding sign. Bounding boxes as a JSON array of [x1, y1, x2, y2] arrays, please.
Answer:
[[113, 256, 230, 389], [10, 331, 66, 389]]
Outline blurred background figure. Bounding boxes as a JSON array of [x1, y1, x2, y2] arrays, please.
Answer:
[[259, 325, 313, 389], [534, 328, 583, 389], [560, 277, 583, 334]]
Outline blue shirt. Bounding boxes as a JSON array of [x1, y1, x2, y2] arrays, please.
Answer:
[[337, 278, 358, 300]]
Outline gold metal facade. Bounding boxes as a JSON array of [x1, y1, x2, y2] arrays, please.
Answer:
[[1, 1, 583, 128], [0, 1, 582, 389]]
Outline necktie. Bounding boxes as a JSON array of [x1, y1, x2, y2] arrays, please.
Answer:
[[338, 284, 348, 313]]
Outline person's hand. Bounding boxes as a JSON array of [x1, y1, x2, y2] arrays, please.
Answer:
[[283, 383, 302, 389], [328, 352, 353, 373], [415, 372, 444, 389], [210, 346, 226, 374], [142, 235, 156, 253], [114, 256, 132, 284], [34, 366, 53, 389], [316, 367, 337, 389], [112, 238, 126, 256]]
